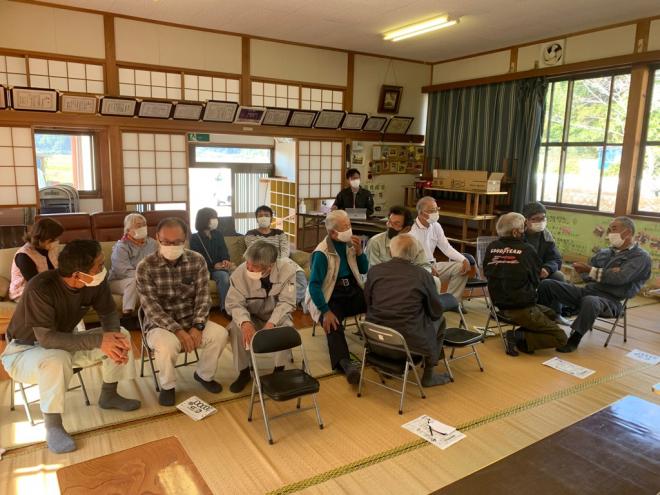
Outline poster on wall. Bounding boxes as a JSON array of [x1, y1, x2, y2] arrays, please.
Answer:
[[100, 97, 137, 116], [363, 116, 387, 132], [341, 113, 368, 130], [262, 108, 291, 126], [234, 106, 266, 125], [138, 100, 174, 119], [202, 101, 238, 122], [11, 87, 58, 112], [60, 94, 98, 114], [173, 102, 204, 121], [288, 110, 317, 128], [384, 116, 414, 134], [314, 110, 345, 129]]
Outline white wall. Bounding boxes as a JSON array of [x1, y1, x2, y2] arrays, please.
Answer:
[[206, 134, 274, 146], [432, 50, 511, 85], [79, 198, 103, 213], [274, 140, 296, 181], [353, 55, 430, 135], [0, 0, 105, 58], [650, 19, 660, 51]]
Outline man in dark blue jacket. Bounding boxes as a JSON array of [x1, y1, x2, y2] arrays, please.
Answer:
[[522, 202, 565, 282], [538, 217, 652, 352]]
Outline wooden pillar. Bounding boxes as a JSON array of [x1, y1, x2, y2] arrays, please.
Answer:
[[345, 53, 354, 112], [103, 14, 119, 96], [614, 64, 650, 216], [241, 37, 251, 106], [107, 126, 124, 210]]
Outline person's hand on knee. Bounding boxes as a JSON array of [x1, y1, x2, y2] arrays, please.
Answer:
[[101, 332, 131, 364], [322, 311, 340, 334], [241, 321, 257, 350]]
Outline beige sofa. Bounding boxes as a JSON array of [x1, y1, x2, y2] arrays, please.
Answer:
[[0, 236, 310, 334]]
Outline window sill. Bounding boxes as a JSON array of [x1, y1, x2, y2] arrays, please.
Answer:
[[545, 205, 614, 217], [629, 213, 660, 222]]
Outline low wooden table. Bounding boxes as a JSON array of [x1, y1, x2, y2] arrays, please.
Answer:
[[57, 436, 212, 495], [434, 395, 660, 495]]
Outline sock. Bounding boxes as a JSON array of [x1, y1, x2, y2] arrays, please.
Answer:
[[98, 382, 141, 411], [44, 413, 76, 453]]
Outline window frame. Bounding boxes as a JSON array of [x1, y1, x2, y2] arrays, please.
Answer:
[[33, 128, 101, 198], [633, 64, 660, 217], [537, 69, 630, 213]]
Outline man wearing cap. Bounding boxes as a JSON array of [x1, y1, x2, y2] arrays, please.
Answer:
[[522, 202, 565, 282]]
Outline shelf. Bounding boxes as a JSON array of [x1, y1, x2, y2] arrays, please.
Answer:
[[438, 211, 497, 221], [424, 187, 508, 195]]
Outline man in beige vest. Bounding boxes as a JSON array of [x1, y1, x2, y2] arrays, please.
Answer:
[[305, 210, 368, 384]]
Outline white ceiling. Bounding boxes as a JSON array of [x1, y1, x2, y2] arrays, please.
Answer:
[[39, 0, 660, 62]]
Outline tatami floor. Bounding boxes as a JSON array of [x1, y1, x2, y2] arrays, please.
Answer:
[[0, 296, 659, 495]]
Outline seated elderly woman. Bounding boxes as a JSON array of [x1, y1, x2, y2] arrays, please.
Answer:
[[244, 205, 308, 308], [9, 217, 64, 301], [483, 212, 568, 356], [108, 213, 157, 326], [364, 234, 451, 387], [225, 240, 298, 393]]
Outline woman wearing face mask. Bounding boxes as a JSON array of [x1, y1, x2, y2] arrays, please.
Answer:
[[108, 213, 157, 326], [522, 202, 565, 282], [331, 168, 375, 217], [9, 218, 64, 301], [245, 205, 308, 308], [189, 207, 233, 312]]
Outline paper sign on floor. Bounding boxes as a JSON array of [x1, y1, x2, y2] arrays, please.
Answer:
[[542, 357, 595, 379], [402, 415, 466, 450], [177, 396, 217, 421], [626, 349, 660, 366]]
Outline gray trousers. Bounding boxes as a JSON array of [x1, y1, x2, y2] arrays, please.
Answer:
[[228, 316, 293, 371], [537, 279, 621, 336]]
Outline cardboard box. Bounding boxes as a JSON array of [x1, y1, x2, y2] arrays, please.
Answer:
[[432, 170, 504, 191]]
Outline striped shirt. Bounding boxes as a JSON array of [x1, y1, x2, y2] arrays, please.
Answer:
[[136, 249, 210, 333], [245, 229, 290, 259]]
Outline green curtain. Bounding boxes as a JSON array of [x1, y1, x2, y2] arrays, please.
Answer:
[[425, 77, 547, 212]]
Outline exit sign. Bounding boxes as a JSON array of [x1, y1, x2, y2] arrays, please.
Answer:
[[188, 133, 210, 142]]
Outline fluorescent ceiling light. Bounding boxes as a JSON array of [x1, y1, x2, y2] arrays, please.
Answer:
[[383, 15, 458, 42]]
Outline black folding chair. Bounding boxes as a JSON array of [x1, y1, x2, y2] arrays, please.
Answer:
[[10, 368, 89, 426], [442, 328, 485, 381], [592, 298, 629, 347], [138, 307, 199, 392], [312, 314, 361, 337], [357, 321, 426, 415], [248, 326, 323, 444]]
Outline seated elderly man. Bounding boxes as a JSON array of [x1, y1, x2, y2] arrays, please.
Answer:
[[365, 205, 429, 269], [365, 235, 451, 386], [305, 209, 368, 385], [137, 217, 229, 406], [1, 240, 140, 454], [538, 216, 652, 353], [522, 202, 565, 283], [225, 241, 297, 393], [483, 213, 568, 356], [410, 196, 470, 300], [108, 213, 157, 327]]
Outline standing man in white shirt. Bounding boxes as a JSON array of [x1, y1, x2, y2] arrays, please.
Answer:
[[410, 196, 470, 301]]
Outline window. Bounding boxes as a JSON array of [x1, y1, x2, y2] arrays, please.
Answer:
[[34, 131, 98, 195], [119, 68, 182, 100], [636, 68, 660, 214], [300, 87, 343, 111], [29, 58, 104, 94], [0, 55, 28, 87], [0, 127, 37, 206], [194, 146, 271, 164], [297, 140, 343, 199], [536, 73, 630, 212], [184, 75, 239, 103], [250, 80, 344, 111]]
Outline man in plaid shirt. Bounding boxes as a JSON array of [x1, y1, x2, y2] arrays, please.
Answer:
[[137, 217, 228, 406]]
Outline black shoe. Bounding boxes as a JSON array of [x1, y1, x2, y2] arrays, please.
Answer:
[[229, 368, 252, 393], [557, 332, 582, 353], [158, 388, 175, 406], [505, 330, 519, 356], [273, 366, 285, 373], [340, 359, 361, 385], [514, 330, 535, 355], [194, 372, 222, 393]]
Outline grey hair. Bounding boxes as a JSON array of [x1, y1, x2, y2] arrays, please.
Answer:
[[614, 216, 636, 234], [123, 213, 146, 234], [244, 240, 278, 266], [390, 234, 422, 262], [496, 212, 526, 237], [416, 196, 436, 214], [325, 209, 349, 232]]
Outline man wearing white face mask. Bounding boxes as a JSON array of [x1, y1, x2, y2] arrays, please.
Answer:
[[225, 241, 297, 393], [137, 217, 229, 406], [108, 213, 157, 326], [538, 217, 652, 352], [2, 240, 140, 454], [410, 196, 470, 301], [522, 202, 565, 282], [305, 210, 368, 384], [331, 168, 374, 217]]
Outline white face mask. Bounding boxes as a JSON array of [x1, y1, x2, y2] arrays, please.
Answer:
[[80, 266, 107, 287], [246, 269, 263, 281], [427, 212, 439, 223], [336, 228, 353, 243], [257, 217, 271, 229], [529, 220, 547, 233], [160, 245, 184, 261], [608, 232, 625, 248], [208, 219, 219, 230], [132, 226, 148, 240], [349, 179, 360, 189]]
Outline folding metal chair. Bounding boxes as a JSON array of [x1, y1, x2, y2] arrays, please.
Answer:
[[592, 298, 629, 347], [357, 321, 426, 415], [442, 328, 485, 381], [311, 314, 361, 337], [138, 307, 200, 392], [248, 326, 323, 444], [10, 368, 90, 426]]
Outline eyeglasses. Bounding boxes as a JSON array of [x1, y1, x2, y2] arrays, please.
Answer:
[[158, 239, 185, 246]]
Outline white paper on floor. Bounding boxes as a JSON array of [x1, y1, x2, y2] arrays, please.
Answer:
[[542, 357, 595, 379], [177, 396, 217, 421], [402, 415, 466, 450], [625, 349, 660, 366]]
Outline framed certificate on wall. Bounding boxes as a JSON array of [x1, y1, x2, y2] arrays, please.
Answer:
[[0, 86, 6, 109], [363, 116, 388, 132], [60, 94, 98, 114], [11, 87, 58, 112], [138, 100, 174, 119], [287, 110, 317, 128], [314, 110, 345, 129], [100, 97, 137, 116], [234, 106, 266, 125], [384, 116, 414, 135], [202, 100, 238, 122], [341, 113, 368, 130], [262, 108, 291, 126], [173, 102, 204, 121]]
